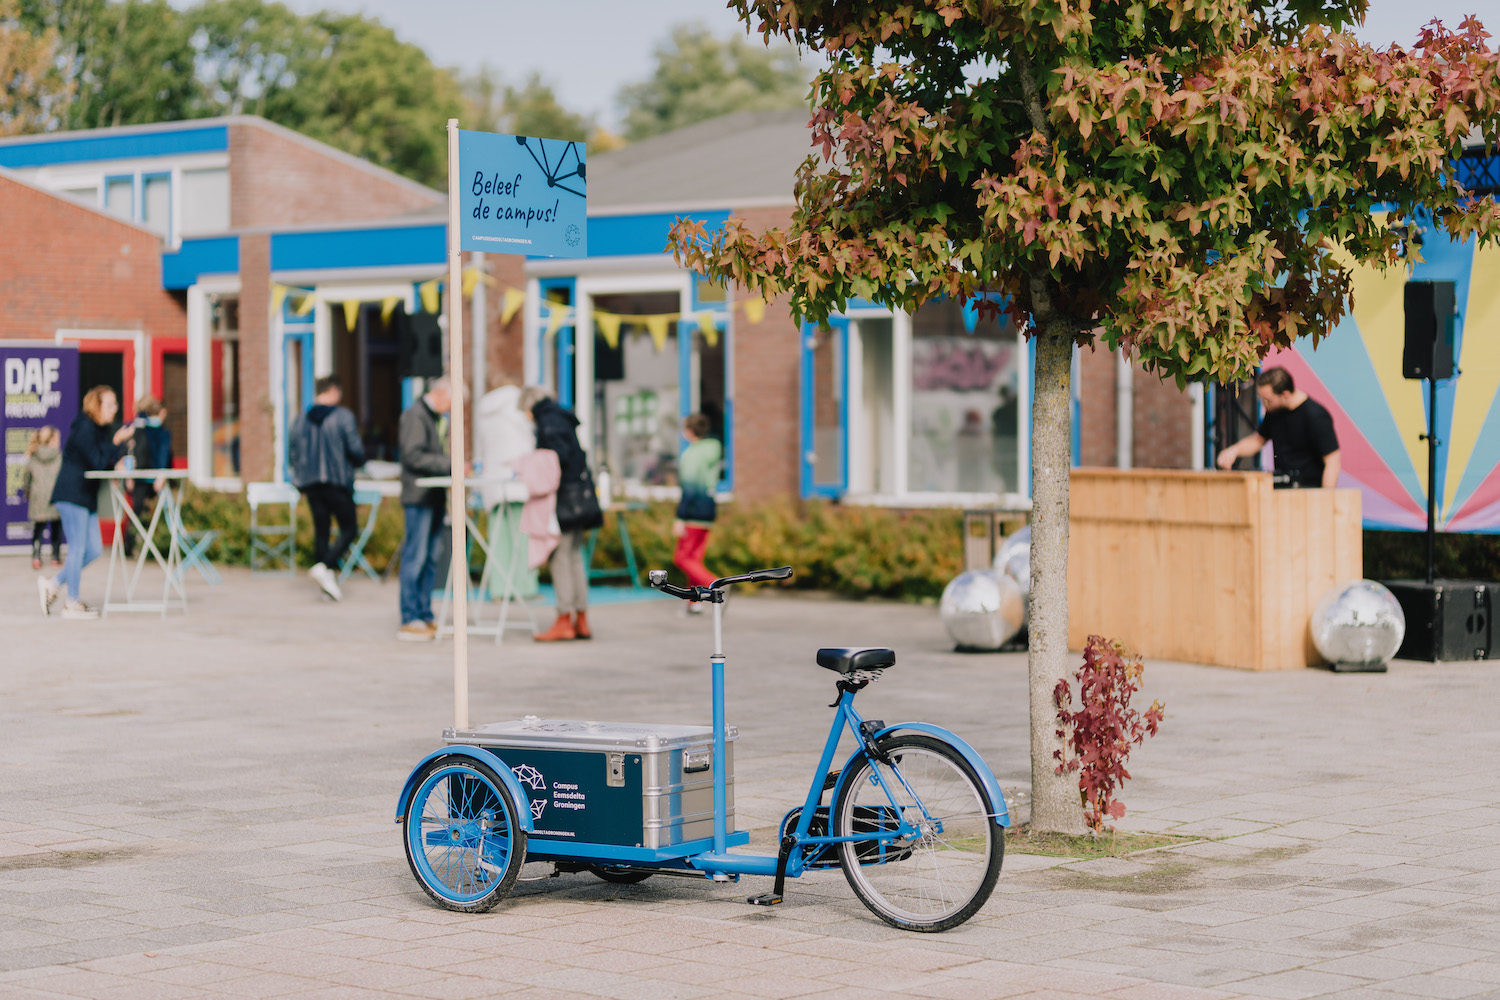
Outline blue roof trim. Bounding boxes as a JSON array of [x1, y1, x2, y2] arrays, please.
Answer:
[[583, 211, 731, 258], [0, 126, 229, 168], [162, 236, 239, 290], [271, 224, 447, 271]]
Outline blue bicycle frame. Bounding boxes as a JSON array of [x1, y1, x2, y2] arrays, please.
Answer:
[[681, 598, 1009, 881]]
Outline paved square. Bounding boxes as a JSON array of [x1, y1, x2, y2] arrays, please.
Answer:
[[2, 564, 1497, 999]]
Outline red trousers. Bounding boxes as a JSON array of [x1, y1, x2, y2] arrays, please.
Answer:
[[673, 526, 715, 587]]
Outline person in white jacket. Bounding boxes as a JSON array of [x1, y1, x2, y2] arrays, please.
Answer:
[[474, 382, 539, 598]]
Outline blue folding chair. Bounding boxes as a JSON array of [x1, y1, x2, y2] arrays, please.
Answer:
[[166, 487, 221, 586], [337, 485, 384, 585]]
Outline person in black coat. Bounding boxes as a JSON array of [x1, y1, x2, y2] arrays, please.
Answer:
[[519, 386, 601, 641], [41, 386, 135, 619]]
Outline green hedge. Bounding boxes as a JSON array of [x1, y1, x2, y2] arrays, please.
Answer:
[[172, 488, 965, 599], [173, 489, 1499, 598], [1364, 530, 1500, 581]]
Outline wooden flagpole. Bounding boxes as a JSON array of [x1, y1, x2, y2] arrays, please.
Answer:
[[445, 118, 469, 732]]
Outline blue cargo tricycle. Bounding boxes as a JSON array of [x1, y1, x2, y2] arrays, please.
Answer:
[[396, 565, 1010, 932]]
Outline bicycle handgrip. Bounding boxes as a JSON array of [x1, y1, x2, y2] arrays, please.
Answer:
[[711, 565, 793, 588]]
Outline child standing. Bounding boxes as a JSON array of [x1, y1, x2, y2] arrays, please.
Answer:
[[21, 426, 64, 570], [672, 413, 723, 614]]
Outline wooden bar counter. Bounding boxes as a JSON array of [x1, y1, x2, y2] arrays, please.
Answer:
[[1067, 470, 1362, 670]]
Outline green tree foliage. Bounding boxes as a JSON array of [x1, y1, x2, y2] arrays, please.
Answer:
[[669, 0, 1500, 832], [16, 0, 461, 185], [190, 1, 462, 187], [1, 0, 69, 135], [619, 22, 812, 142], [460, 66, 622, 154], [18, 0, 197, 129]]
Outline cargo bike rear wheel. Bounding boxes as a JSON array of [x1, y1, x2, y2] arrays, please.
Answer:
[[402, 757, 528, 912], [834, 734, 1003, 932]]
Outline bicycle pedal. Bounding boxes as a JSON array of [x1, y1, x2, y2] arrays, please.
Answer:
[[746, 893, 783, 906]]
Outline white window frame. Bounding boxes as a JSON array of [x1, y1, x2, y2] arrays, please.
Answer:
[[16, 153, 229, 248], [185, 277, 241, 489], [570, 269, 694, 469], [839, 306, 1031, 510]]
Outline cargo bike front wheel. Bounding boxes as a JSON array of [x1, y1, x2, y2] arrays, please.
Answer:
[[835, 734, 1003, 932], [402, 757, 528, 912]]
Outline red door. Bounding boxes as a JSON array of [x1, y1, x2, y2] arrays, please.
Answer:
[[150, 337, 188, 468]]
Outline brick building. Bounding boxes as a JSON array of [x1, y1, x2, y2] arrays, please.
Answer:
[[0, 170, 185, 435], [2, 110, 1210, 510]]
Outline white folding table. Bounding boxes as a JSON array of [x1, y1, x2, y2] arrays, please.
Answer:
[[86, 469, 191, 618], [415, 475, 537, 645]]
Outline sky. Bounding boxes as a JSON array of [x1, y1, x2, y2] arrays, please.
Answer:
[[266, 0, 1494, 130]]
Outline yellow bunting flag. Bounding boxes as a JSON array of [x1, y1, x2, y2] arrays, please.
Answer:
[[271, 284, 290, 315], [742, 297, 766, 324], [545, 304, 571, 339], [342, 300, 360, 332], [645, 314, 671, 352], [462, 267, 483, 298], [595, 311, 622, 349], [500, 288, 525, 326], [380, 297, 401, 323], [696, 311, 718, 348], [293, 292, 317, 317], [419, 279, 441, 314]]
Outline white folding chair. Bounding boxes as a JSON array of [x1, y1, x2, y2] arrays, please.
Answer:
[[247, 482, 300, 575]]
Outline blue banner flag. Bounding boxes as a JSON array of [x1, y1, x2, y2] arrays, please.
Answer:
[[457, 130, 587, 258]]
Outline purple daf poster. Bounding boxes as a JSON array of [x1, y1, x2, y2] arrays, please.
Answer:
[[2, 344, 79, 549]]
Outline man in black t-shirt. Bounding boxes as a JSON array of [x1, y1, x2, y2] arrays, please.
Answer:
[[1216, 367, 1341, 487]]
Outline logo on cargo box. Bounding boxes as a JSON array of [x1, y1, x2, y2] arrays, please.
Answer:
[[511, 764, 549, 821]]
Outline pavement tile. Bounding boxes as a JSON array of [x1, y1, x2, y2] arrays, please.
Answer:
[[1370, 974, 1500, 998], [203, 972, 324, 998], [1230, 968, 1367, 997]]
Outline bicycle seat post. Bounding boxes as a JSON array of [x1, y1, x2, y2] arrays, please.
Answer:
[[710, 590, 728, 855]]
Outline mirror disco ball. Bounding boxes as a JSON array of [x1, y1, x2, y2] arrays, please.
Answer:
[[1311, 580, 1406, 671], [994, 526, 1031, 628], [941, 570, 1025, 651]]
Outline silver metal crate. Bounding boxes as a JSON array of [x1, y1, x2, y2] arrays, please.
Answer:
[[444, 718, 736, 849]]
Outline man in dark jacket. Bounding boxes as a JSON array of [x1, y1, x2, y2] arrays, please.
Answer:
[[289, 375, 366, 600], [396, 376, 453, 640]]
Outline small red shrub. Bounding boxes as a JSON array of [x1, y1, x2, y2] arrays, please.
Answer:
[[1054, 636, 1165, 832]]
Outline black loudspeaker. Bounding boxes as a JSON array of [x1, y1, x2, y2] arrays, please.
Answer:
[[1383, 580, 1497, 661], [1403, 281, 1456, 380], [397, 308, 444, 379]]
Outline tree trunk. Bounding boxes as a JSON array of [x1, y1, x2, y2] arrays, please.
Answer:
[[1028, 325, 1087, 834]]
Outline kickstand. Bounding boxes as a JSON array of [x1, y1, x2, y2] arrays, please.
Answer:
[[747, 835, 796, 906]]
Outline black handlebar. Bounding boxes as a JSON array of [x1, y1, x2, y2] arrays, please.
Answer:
[[648, 565, 793, 602]]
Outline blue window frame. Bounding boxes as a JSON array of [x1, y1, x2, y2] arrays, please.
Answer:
[[280, 297, 315, 481], [800, 317, 849, 498], [538, 277, 575, 408]]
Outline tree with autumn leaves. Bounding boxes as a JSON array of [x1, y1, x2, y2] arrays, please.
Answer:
[[670, 0, 1500, 832]]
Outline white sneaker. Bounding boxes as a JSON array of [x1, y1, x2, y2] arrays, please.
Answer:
[[61, 600, 99, 620], [310, 563, 342, 601], [37, 576, 59, 616]]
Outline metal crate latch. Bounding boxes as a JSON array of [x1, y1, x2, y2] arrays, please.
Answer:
[[606, 753, 626, 787]]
